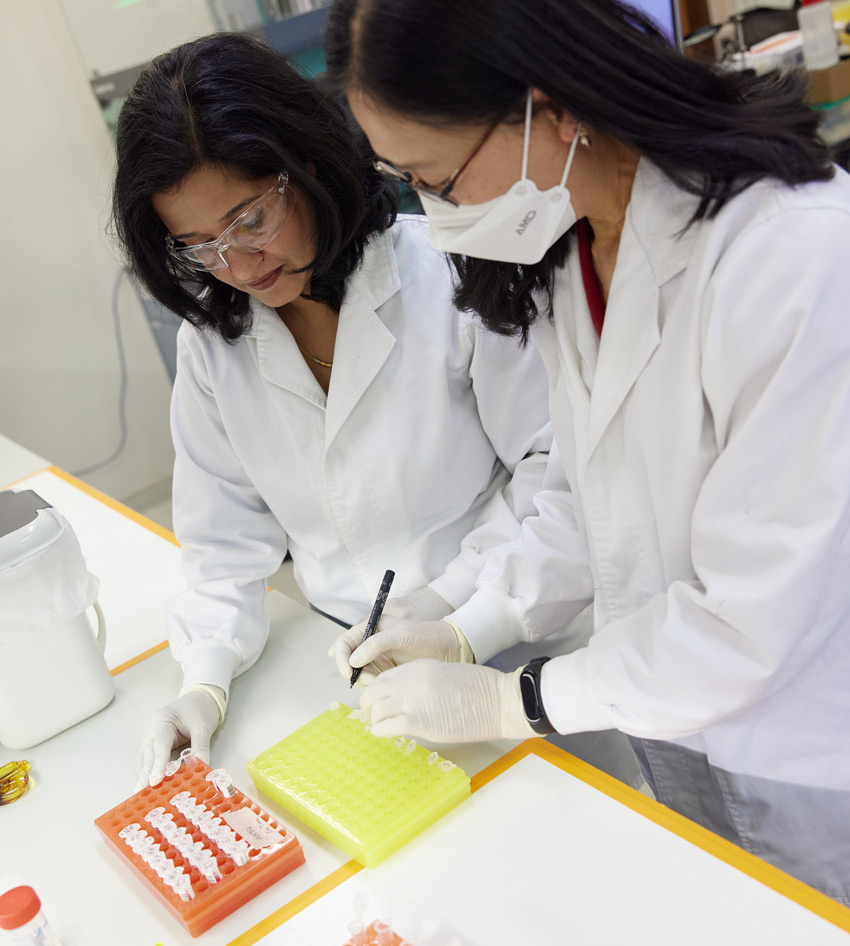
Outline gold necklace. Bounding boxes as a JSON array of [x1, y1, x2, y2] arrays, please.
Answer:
[[297, 342, 333, 369]]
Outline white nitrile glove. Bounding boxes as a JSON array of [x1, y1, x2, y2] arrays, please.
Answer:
[[135, 689, 223, 790], [331, 616, 472, 688], [381, 587, 454, 622], [359, 659, 539, 743]]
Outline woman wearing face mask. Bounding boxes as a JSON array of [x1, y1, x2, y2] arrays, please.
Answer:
[[326, 0, 850, 902], [112, 32, 556, 790]]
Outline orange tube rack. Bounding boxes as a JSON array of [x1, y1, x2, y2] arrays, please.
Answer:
[[94, 754, 304, 937]]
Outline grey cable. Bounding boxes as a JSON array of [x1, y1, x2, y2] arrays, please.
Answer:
[[72, 267, 129, 477]]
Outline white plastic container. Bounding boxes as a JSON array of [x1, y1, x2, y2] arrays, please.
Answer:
[[0, 886, 62, 946], [0, 489, 114, 749], [799, 0, 839, 70]]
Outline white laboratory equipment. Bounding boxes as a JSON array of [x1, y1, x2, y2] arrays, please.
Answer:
[[0, 489, 113, 750], [799, 0, 840, 69]]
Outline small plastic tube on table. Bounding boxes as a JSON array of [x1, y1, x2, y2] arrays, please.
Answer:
[[0, 885, 62, 946]]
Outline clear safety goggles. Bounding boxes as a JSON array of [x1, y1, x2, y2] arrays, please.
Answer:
[[165, 172, 295, 272]]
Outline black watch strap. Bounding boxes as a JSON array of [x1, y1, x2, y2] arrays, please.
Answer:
[[519, 656, 556, 735]]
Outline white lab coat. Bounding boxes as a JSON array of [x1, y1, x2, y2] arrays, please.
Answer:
[[166, 216, 551, 695], [452, 159, 850, 792]]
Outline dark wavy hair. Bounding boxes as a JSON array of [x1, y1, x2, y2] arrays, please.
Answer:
[[112, 32, 397, 341], [326, 0, 833, 340]]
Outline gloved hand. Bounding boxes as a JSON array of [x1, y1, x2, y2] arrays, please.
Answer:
[[381, 587, 454, 622], [331, 616, 469, 688], [360, 659, 539, 743], [135, 691, 221, 790]]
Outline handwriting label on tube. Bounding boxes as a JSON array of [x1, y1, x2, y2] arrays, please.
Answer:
[[223, 809, 284, 848]]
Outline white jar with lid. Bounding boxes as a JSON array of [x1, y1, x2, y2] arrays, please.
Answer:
[[0, 886, 62, 946], [0, 489, 113, 749]]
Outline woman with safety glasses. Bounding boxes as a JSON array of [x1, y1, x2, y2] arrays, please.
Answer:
[[112, 32, 560, 790]]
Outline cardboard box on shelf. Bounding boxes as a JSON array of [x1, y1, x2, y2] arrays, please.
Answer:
[[806, 56, 850, 103]]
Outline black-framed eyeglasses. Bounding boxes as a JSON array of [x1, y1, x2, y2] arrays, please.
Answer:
[[374, 120, 499, 206]]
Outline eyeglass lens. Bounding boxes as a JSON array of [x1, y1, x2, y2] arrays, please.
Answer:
[[171, 179, 295, 271], [374, 118, 497, 204]]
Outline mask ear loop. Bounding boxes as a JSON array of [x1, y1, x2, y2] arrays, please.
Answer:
[[521, 90, 534, 181], [560, 124, 582, 189], [522, 90, 583, 188]]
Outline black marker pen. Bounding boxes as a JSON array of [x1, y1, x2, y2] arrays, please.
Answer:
[[350, 570, 395, 688]]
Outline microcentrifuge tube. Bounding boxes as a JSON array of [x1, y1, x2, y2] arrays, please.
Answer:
[[219, 776, 237, 797], [199, 857, 221, 884], [173, 874, 194, 901], [352, 891, 369, 918]]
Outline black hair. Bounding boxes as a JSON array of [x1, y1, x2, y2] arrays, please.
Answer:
[[326, 0, 833, 340], [112, 32, 397, 341]]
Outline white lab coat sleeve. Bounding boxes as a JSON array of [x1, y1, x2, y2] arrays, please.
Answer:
[[540, 207, 850, 739], [448, 437, 595, 664], [428, 321, 553, 609], [166, 330, 289, 698]]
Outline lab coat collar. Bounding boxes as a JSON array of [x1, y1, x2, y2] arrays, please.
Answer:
[[585, 159, 700, 459], [628, 157, 701, 287], [325, 229, 399, 447], [242, 229, 400, 444], [345, 226, 402, 310], [246, 302, 325, 409]]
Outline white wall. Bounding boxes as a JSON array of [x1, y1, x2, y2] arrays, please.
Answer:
[[0, 0, 175, 503], [59, 0, 217, 78]]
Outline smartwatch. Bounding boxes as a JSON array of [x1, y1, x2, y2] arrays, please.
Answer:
[[519, 657, 556, 735]]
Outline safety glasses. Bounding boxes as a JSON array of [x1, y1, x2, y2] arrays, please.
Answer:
[[165, 172, 295, 272]]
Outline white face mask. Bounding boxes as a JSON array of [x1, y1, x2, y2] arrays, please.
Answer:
[[420, 91, 582, 266]]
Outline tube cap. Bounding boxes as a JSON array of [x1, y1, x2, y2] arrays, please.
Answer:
[[0, 885, 40, 929]]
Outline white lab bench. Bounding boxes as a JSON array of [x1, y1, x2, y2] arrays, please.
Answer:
[[0, 566, 513, 946], [2, 442, 850, 946]]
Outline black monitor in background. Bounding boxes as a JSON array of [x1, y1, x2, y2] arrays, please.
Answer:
[[626, 0, 683, 48]]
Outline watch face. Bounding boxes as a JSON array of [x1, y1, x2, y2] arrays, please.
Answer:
[[520, 670, 542, 722]]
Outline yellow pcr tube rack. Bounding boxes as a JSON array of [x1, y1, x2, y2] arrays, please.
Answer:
[[246, 703, 470, 867]]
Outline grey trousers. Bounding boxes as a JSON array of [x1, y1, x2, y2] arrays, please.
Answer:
[[631, 737, 850, 906]]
